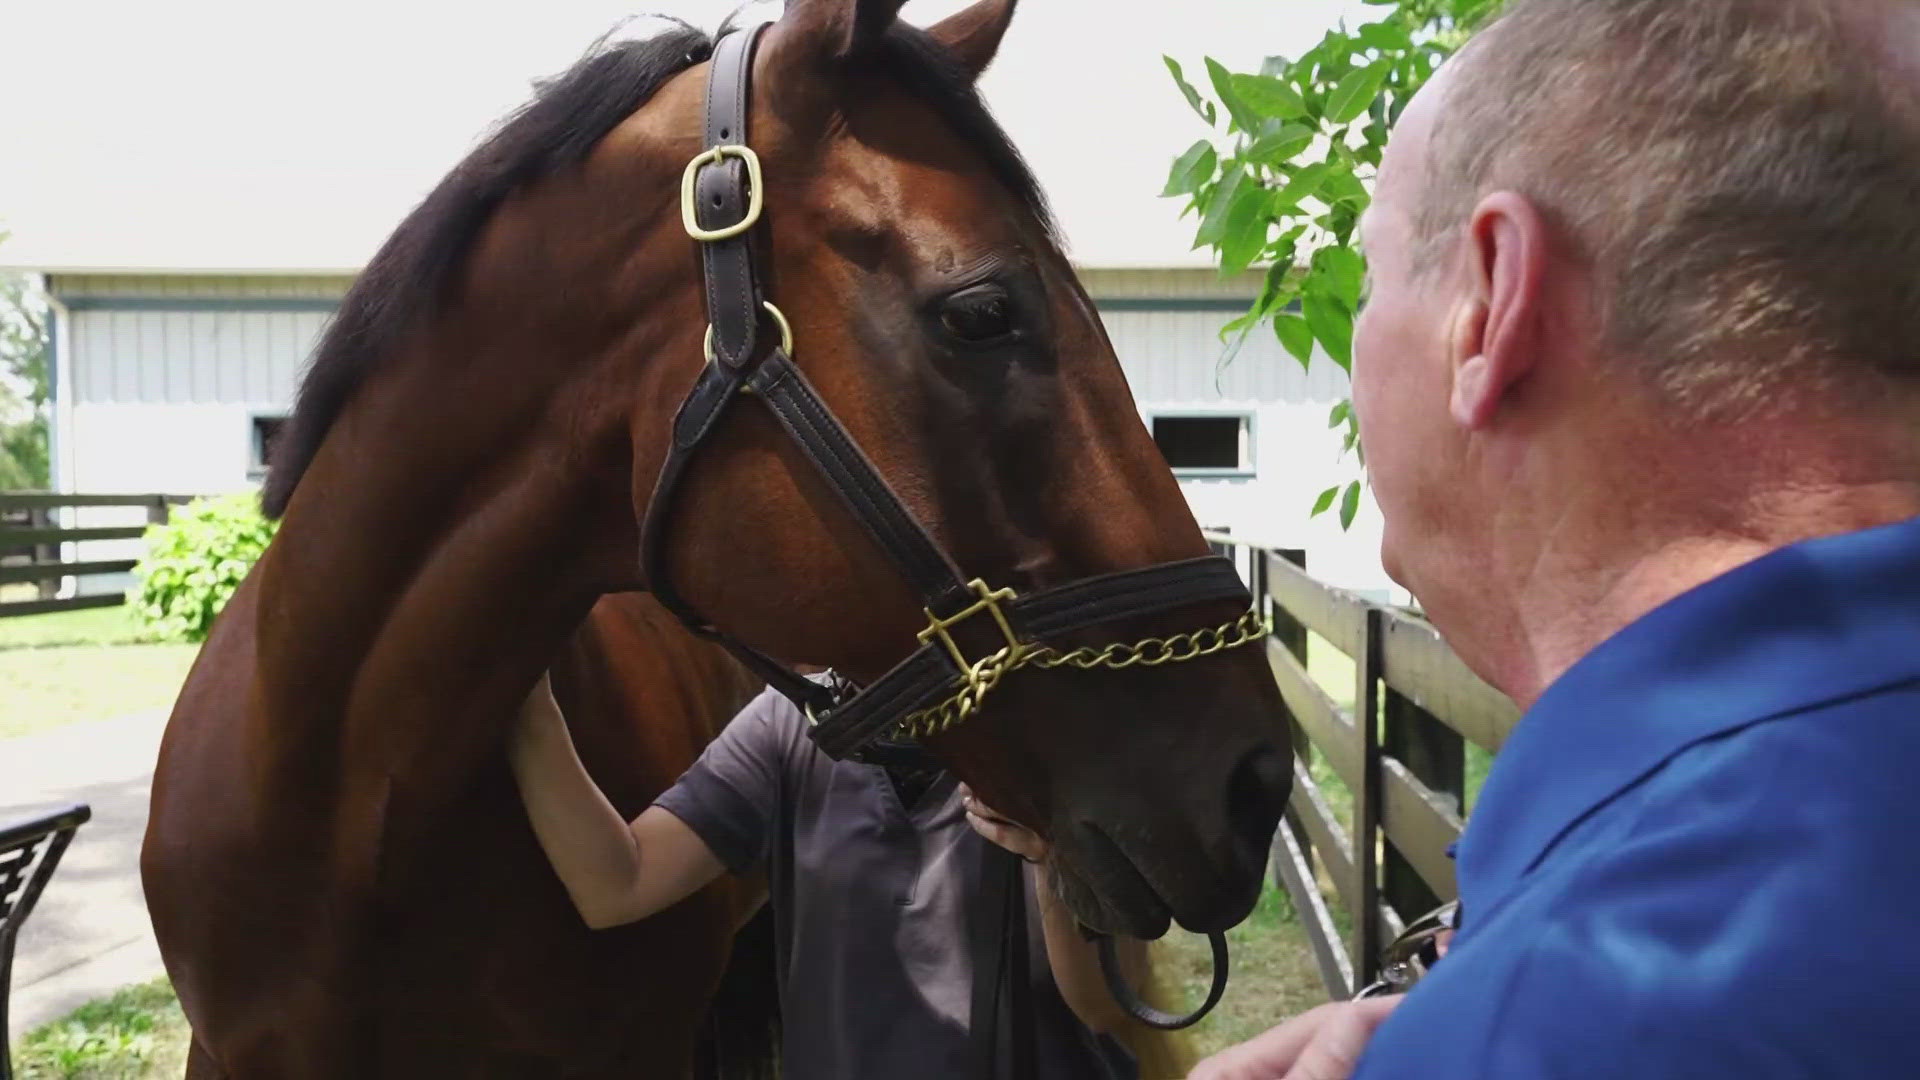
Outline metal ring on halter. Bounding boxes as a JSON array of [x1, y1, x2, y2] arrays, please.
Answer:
[[704, 301, 794, 362], [1095, 930, 1230, 1030]]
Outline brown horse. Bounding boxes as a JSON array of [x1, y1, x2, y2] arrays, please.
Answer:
[[142, 0, 1293, 1074]]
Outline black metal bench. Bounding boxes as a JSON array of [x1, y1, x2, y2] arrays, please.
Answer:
[[1, 804, 91, 1080]]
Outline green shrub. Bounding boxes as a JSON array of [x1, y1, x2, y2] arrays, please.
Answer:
[[132, 493, 277, 643]]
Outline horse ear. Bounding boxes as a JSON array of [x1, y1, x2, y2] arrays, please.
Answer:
[[772, 0, 909, 64], [926, 0, 1017, 81]]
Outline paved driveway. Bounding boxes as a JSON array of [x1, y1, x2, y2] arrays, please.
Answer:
[[3, 710, 170, 1039]]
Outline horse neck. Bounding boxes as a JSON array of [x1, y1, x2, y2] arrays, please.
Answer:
[[250, 306, 687, 794]]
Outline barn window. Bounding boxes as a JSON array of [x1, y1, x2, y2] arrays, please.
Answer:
[[249, 415, 287, 479], [1151, 414, 1253, 476]]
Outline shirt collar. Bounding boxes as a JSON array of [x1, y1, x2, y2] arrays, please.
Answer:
[[1457, 514, 1920, 915]]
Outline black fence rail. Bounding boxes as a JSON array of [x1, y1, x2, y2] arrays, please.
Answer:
[[1207, 534, 1521, 999], [0, 493, 194, 618]]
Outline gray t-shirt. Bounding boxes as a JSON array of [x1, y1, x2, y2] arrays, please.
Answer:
[[654, 687, 1138, 1080]]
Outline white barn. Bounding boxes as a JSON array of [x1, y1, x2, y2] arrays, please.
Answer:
[[2, 0, 1393, 598]]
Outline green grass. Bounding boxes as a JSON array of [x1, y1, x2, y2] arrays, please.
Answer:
[[10, 979, 190, 1080], [0, 642, 197, 739], [1164, 881, 1329, 1060], [12, 923, 1323, 1078], [0, 606, 157, 650]]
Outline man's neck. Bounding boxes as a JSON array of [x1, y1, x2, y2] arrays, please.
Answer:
[[1490, 477, 1920, 709]]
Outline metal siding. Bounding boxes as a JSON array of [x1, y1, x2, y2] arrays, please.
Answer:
[[1099, 307, 1348, 408], [51, 274, 352, 302], [46, 272, 1396, 596], [1094, 294, 1389, 597], [1082, 267, 1268, 300], [67, 306, 332, 407]]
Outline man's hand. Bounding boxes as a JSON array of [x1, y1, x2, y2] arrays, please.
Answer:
[[1188, 996, 1404, 1080], [959, 784, 1047, 863]]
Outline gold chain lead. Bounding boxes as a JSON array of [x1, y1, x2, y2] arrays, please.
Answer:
[[891, 605, 1272, 741]]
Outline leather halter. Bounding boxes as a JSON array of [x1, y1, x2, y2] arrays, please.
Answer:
[[640, 23, 1256, 764], [639, 23, 1239, 1041]]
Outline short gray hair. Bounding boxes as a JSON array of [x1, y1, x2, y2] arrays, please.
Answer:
[[1417, 0, 1920, 420]]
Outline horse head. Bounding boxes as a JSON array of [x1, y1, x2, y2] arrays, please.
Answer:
[[264, 0, 1291, 939]]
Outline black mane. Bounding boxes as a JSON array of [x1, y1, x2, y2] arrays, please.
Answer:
[[264, 16, 1055, 517]]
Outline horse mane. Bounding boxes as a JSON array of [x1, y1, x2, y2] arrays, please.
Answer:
[[261, 21, 714, 517], [263, 15, 1054, 519]]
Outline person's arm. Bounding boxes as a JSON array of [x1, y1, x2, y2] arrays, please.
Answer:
[[509, 673, 726, 929], [961, 786, 1149, 1035]]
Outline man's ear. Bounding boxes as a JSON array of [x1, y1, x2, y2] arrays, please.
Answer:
[[927, 0, 1018, 81], [1450, 191, 1549, 430]]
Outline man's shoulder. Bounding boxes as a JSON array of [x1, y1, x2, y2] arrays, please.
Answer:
[[1636, 675, 1920, 830], [1571, 678, 1920, 909], [1372, 699, 1920, 1080]]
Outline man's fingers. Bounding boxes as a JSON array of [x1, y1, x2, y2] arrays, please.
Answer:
[[1187, 997, 1405, 1080], [1188, 1003, 1339, 1079], [1283, 996, 1404, 1080]]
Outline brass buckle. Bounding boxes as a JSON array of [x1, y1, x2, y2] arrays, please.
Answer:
[[919, 579, 1024, 677], [704, 301, 794, 362], [680, 144, 765, 242]]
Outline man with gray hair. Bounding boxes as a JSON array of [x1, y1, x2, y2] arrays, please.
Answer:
[[1193, 0, 1920, 1076]]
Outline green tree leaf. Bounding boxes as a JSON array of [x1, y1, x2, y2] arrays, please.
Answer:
[[1321, 164, 1370, 207], [1272, 161, 1334, 210], [1218, 186, 1273, 276], [1168, 0, 1501, 520], [1328, 400, 1352, 428], [1339, 481, 1363, 530], [1246, 123, 1317, 166], [1164, 56, 1216, 125], [1274, 313, 1315, 369], [1327, 61, 1392, 124], [1310, 486, 1341, 517], [1164, 140, 1218, 196], [1207, 58, 1260, 131], [1228, 73, 1308, 120], [1314, 246, 1367, 311], [1357, 21, 1414, 51], [1193, 165, 1248, 248], [0, 263, 52, 489], [1304, 292, 1353, 369]]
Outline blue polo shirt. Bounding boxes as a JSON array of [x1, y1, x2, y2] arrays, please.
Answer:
[[1356, 515, 1920, 1078]]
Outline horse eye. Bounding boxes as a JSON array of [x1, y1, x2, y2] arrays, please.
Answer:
[[939, 289, 1016, 344]]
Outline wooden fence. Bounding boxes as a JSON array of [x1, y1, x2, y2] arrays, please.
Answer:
[[1207, 534, 1522, 999], [0, 493, 195, 618]]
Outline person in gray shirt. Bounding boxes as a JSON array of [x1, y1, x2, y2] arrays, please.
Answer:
[[510, 675, 1158, 1079]]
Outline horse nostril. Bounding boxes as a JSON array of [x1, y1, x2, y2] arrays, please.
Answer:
[[1227, 745, 1292, 851]]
